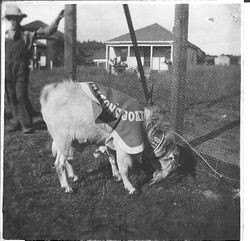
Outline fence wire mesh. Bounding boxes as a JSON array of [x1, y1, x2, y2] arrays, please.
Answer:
[[73, 13, 240, 184], [22, 3, 239, 184], [75, 67, 240, 182], [2, 3, 241, 239]]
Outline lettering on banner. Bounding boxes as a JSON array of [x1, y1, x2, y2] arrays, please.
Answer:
[[89, 82, 144, 122]]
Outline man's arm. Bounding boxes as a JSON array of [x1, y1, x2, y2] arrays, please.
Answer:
[[35, 10, 64, 39]]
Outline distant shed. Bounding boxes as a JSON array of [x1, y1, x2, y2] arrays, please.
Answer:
[[214, 55, 230, 66]]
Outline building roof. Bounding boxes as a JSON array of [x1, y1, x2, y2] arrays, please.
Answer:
[[36, 40, 46, 47], [23, 20, 64, 41], [107, 23, 175, 43], [106, 23, 203, 52], [23, 20, 47, 31], [215, 54, 230, 59]]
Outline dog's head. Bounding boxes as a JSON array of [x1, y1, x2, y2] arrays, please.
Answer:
[[146, 106, 181, 184], [149, 131, 181, 184]]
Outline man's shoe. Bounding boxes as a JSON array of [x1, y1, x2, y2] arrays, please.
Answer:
[[5, 122, 21, 133], [22, 127, 34, 134]]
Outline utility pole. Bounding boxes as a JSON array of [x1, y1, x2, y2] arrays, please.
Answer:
[[170, 4, 189, 135], [64, 4, 77, 81], [123, 4, 150, 104]]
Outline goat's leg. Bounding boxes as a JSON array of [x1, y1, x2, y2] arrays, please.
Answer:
[[54, 152, 72, 193], [65, 160, 79, 182], [116, 149, 136, 194], [108, 156, 122, 182]]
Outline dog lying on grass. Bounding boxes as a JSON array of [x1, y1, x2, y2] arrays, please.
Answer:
[[40, 80, 181, 194]]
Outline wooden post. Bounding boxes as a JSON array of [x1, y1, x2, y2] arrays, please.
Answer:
[[123, 4, 150, 104], [170, 44, 173, 62], [64, 4, 77, 81], [170, 4, 189, 135]]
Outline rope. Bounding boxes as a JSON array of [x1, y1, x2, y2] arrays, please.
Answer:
[[168, 130, 240, 183]]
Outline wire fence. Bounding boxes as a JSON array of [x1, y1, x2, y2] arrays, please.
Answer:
[[74, 66, 240, 183], [66, 4, 240, 184], [1, 3, 241, 239]]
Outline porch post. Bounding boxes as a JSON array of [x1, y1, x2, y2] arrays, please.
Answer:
[[150, 45, 153, 70], [170, 4, 189, 135], [170, 43, 173, 63], [64, 4, 77, 81], [128, 45, 131, 68], [105, 44, 109, 71]]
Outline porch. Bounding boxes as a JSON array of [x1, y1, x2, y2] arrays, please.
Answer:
[[106, 44, 173, 72]]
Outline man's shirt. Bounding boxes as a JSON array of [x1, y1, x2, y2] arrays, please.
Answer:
[[5, 19, 60, 53]]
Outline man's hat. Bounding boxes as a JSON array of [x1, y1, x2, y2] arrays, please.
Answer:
[[4, 5, 27, 19]]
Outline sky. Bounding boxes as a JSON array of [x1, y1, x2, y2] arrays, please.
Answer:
[[2, 2, 241, 56]]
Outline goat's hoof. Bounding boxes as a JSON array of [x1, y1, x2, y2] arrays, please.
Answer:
[[64, 187, 73, 193], [128, 187, 137, 195], [114, 175, 122, 182], [68, 175, 79, 182]]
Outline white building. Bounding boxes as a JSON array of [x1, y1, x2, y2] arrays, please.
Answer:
[[105, 23, 205, 72], [214, 55, 230, 66]]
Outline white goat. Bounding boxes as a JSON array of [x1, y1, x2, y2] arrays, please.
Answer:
[[40, 81, 180, 194]]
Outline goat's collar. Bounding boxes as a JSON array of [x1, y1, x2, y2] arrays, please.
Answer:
[[149, 130, 165, 153]]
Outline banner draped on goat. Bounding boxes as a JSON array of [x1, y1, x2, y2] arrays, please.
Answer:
[[80, 82, 146, 154]]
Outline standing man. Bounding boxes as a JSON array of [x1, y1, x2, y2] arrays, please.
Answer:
[[4, 5, 64, 133]]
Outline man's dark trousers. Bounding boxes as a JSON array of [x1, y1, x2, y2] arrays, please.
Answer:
[[5, 37, 35, 130]]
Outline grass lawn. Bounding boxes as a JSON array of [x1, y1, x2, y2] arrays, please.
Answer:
[[3, 65, 240, 239]]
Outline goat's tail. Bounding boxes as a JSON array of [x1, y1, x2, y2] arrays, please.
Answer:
[[51, 141, 58, 157], [40, 83, 58, 109]]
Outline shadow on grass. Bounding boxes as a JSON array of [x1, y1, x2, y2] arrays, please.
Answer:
[[74, 144, 197, 196], [78, 163, 112, 184], [185, 92, 240, 111], [189, 119, 240, 147]]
